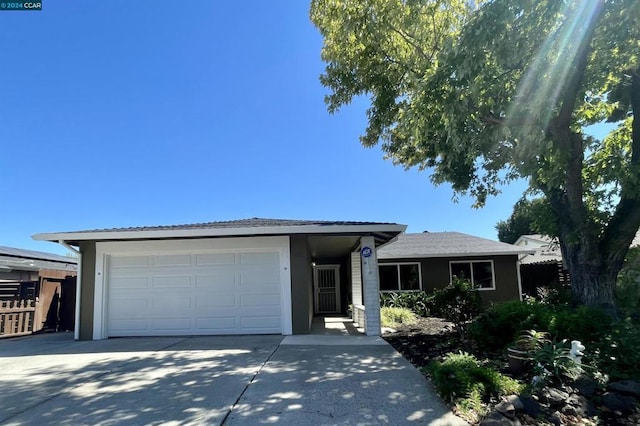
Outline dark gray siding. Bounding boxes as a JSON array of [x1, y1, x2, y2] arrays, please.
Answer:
[[380, 255, 520, 304], [78, 241, 96, 340], [289, 235, 313, 334]]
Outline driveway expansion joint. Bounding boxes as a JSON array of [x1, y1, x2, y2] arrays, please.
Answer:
[[220, 341, 281, 425]]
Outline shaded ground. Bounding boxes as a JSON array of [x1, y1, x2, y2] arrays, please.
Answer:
[[382, 317, 461, 369], [383, 317, 640, 426]]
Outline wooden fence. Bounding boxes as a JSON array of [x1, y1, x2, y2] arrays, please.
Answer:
[[0, 299, 37, 338]]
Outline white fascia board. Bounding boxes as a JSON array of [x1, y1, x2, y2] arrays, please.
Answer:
[[33, 224, 407, 243], [378, 250, 535, 259]]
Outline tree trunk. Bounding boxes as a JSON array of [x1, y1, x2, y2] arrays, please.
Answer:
[[561, 241, 620, 317]]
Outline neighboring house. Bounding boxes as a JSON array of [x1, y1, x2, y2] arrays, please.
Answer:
[[0, 246, 77, 336], [514, 233, 640, 298], [33, 218, 406, 340], [377, 232, 533, 304]]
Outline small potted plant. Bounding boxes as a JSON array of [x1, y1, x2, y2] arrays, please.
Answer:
[[508, 329, 550, 375]]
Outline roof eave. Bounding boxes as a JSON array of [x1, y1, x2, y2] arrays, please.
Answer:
[[378, 250, 534, 260], [33, 224, 408, 245]]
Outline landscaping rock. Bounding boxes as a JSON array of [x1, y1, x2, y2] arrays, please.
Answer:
[[607, 380, 640, 398], [480, 410, 521, 426], [548, 410, 562, 426], [506, 395, 524, 411], [519, 396, 543, 418], [541, 387, 570, 407], [602, 391, 638, 414], [495, 400, 516, 419], [563, 394, 596, 417], [573, 375, 598, 398]]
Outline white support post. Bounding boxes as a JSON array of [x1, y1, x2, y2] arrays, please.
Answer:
[[360, 236, 381, 336]]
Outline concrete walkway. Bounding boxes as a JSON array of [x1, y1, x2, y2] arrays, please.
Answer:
[[0, 333, 466, 425]]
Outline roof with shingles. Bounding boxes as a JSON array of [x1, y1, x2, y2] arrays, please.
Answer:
[[378, 232, 532, 259], [0, 246, 77, 264], [55, 218, 396, 234]]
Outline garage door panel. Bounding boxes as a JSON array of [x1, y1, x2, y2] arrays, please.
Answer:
[[110, 297, 150, 317], [241, 294, 279, 307], [151, 296, 192, 312], [110, 256, 150, 268], [240, 252, 279, 265], [107, 247, 283, 337], [152, 276, 192, 288], [195, 294, 236, 308], [240, 316, 280, 330], [195, 317, 237, 331], [152, 318, 192, 331], [110, 318, 149, 332], [240, 271, 279, 289], [110, 276, 149, 289], [195, 274, 236, 290], [196, 253, 236, 265], [153, 254, 192, 267]]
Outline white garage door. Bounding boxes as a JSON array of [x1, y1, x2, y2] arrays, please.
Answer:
[[106, 250, 282, 336]]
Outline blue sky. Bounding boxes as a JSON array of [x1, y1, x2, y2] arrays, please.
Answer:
[[1, 1, 533, 255]]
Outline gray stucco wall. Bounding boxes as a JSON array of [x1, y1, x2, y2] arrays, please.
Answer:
[[289, 235, 313, 334], [78, 241, 96, 340], [380, 255, 521, 303]]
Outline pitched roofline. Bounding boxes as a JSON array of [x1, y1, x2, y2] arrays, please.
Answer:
[[33, 223, 407, 245], [378, 250, 534, 260]]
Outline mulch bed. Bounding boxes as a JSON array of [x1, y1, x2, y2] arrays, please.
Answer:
[[382, 317, 466, 369]]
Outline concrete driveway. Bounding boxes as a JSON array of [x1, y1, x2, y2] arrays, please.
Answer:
[[0, 333, 466, 425]]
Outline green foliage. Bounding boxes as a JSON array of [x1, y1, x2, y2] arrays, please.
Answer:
[[380, 306, 417, 328], [495, 198, 558, 243], [595, 319, 640, 381], [470, 300, 611, 352], [530, 339, 584, 387], [311, 0, 640, 313], [380, 291, 432, 317], [429, 352, 524, 413], [616, 247, 640, 318], [470, 301, 553, 351], [430, 278, 483, 330]]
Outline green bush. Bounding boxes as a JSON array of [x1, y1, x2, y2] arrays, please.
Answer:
[[380, 306, 417, 327], [469, 301, 553, 351], [547, 305, 612, 344], [469, 300, 612, 352], [380, 291, 432, 317], [429, 352, 524, 409], [616, 247, 640, 318], [595, 319, 640, 381], [429, 278, 483, 337]]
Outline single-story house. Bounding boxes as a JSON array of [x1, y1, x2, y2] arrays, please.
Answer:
[[33, 218, 406, 340], [377, 232, 533, 303], [0, 246, 77, 336], [512, 234, 570, 296]]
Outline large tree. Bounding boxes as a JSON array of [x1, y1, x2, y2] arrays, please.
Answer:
[[310, 0, 640, 315]]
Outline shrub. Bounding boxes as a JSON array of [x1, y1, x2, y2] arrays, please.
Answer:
[[547, 305, 612, 344], [429, 352, 524, 418], [530, 339, 584, 387], [616, 247, 640, 318], [380, 306, 417, 327], [380, 291, 432, 317], [469, 299, 612, 352], [595, 319, 640, 381], [429, 278, 483, 338], [469, 300, 553, 351]]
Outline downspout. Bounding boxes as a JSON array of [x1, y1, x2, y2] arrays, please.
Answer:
[[58, 240, 81, 340], [516, 254, 524, 301]]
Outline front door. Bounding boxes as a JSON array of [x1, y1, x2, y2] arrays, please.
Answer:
[[313, 265, 341, 314]]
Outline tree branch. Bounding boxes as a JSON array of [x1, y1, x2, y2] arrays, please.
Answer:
[[600, 66, 640, 269], [554, 1, 605, 130]]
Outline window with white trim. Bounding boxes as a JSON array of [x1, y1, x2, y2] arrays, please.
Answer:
[[449, 260, 495, 290], [379, 263, 421, 291]]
